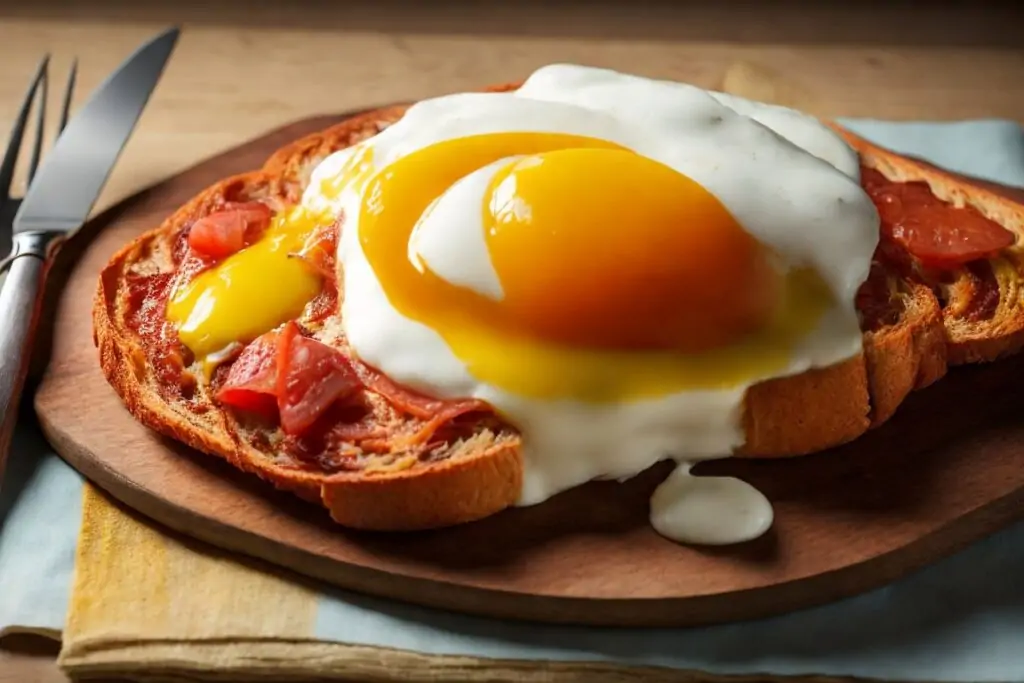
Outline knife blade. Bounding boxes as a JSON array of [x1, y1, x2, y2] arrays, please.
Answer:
[[14, 27, 180, 234], [0, 27, 180, 489]]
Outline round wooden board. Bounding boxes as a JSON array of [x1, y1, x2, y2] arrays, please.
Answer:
[[32, 113, 1024, 628]]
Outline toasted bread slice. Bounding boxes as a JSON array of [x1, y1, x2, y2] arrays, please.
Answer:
[[94, 100, 1012, 531], [833, 126, 1024, 366]]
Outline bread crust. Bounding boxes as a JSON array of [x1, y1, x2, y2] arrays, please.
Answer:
[[862, 279, 948, 426], [92, 99, 1017, 531], [741, 355, 869, 457]]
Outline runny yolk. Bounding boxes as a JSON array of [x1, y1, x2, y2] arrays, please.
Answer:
[[482, 148, 779, 352], [358, 132, 835, 401], [166, 209, 323, 366], [166, 147, 376, 370]]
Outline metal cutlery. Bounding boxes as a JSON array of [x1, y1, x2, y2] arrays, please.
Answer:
[[0, 55, 76, 267], [0, 27, 181, 486]]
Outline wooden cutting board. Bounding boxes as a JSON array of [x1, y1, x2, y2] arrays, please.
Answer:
[[32, 113, 1024, 628]]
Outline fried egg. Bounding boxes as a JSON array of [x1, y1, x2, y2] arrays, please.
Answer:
[[296, 65, 880, 544], [171, 64, 880, 545]]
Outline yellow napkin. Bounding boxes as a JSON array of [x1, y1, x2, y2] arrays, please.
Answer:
[[57, 63, 824, 683]]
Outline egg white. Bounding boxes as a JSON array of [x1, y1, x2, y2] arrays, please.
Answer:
[[301, 64, 879, 541]]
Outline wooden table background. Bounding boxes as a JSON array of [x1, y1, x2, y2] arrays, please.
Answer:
[[1, 1, 1022, 681]]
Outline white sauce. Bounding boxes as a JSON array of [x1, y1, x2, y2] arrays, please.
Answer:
[[650, 464, 774, 545], [705, 90, 860, 179], [303, 64, 880, 546]]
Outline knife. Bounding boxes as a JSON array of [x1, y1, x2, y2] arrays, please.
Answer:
[[0, 27, 180, 486]]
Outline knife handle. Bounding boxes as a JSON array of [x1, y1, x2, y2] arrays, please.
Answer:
[[0, 234, 52, 487]]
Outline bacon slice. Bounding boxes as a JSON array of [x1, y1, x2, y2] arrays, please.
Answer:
[[290, 219, 339, 281], [350, 360, 489, 445], [394, 403, 490, 448], [350, 361, 486, 423], [124, 271, 187, 391], [215, 318, 489, 442], [187, 201, 273, 260], [276, 322, 361, 436], [861, 166, 1015, 268], [215, 331, 279, 418], [292, 220, 341, 323], [856, 260, 901, 331]]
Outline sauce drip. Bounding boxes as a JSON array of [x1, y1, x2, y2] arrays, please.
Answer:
[[649, 463, 774, 545]]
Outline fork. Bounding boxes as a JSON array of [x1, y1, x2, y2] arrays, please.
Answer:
[[0, 55, 77, 270]]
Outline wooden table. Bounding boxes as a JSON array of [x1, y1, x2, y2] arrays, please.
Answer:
[[1, 1, 1022, 681]]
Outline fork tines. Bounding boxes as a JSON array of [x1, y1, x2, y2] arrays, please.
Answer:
[[0, 56, 78, 215]]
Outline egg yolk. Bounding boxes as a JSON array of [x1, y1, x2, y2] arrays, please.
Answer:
[[166, 208, 324, 367], [358, 132, 835, 401], [359, 134, 781, 354], [483, 148, 778, 352], [165, 148, 378, 368]]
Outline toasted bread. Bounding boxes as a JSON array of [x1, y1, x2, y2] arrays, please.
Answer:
[[94, 92, 1018, 531], [833, 126, 1024, 366]]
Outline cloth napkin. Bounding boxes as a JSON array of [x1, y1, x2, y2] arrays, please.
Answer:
[[3, 83, 1024, 683]]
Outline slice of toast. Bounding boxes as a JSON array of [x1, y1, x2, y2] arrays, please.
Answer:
[[93, 98, 1016, 531], [832, 126, 1024, 366]]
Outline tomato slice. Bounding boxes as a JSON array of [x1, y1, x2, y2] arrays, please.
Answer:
[[862, 167, 1015, 268], [887, 209, 1015, 268], [188, 202, 273, 260], [276, 322, 361, 436], [215, 331, 279, 418]]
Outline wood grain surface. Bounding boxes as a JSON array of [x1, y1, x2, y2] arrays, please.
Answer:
[[29, 110, 1024, 629], [4, 0, 1024, 679]]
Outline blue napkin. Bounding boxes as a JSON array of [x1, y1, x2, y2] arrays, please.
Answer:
[[0, 412, 82, 637], [2, 118, 1023, 681]]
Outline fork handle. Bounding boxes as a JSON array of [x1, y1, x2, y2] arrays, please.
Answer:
[[0, 246, 48, 488]]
